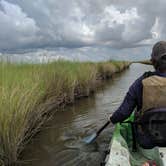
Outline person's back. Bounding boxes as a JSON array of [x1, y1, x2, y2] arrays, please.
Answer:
[[110, 41, 166, 148]]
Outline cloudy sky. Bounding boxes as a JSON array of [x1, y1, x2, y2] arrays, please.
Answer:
[[0, 0, 166, 62]]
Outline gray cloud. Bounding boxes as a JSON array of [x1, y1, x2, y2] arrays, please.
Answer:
[[0, 0, 166, 60], [0, 0, 40, 50]]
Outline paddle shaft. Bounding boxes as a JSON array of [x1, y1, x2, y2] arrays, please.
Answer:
[[96, 121, 110, 136]]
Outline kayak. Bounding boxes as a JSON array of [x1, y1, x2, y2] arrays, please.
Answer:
[[104, 115, 166, 166]]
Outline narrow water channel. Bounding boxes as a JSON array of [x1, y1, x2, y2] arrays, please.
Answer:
[[21, 64, 153, 166]]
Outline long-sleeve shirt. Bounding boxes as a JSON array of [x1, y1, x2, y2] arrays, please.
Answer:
[[110, 71, 166, 124]]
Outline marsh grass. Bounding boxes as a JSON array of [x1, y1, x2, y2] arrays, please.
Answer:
[[133, 60, 152, 65], [0, 60, 130, 165]]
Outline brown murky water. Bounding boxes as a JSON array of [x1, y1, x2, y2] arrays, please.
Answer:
[[21, 64, 153, 166]]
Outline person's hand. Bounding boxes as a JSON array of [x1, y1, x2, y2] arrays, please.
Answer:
[[142, 160, 157, 166], [142, 162, 149, 166]]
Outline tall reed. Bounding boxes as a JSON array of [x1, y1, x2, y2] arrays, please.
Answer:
[[0, 60, 130, 165]]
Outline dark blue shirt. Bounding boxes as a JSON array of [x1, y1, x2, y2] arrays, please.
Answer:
[[110, 71, 166, 124]]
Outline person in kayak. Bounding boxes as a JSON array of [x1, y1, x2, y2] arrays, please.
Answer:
[[110, 41, 166, 149]]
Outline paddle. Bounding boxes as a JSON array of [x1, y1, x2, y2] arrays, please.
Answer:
[[83, 120, 110, 144]]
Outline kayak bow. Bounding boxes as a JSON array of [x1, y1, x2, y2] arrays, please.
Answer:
[[104, 115, 166, 166]]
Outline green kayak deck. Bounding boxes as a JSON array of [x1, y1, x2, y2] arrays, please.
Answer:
[[105, 117, 166, 166]]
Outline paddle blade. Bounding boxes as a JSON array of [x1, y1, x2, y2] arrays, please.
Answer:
[[83, 133, 97, 144], [83, 121, 110, 144]]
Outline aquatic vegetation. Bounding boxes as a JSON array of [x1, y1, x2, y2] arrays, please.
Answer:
[[132, 60, 152, 65], [0, 60, 130, 165]]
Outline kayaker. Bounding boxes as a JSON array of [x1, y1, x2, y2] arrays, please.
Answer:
[[110, 41, 166, 149]]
